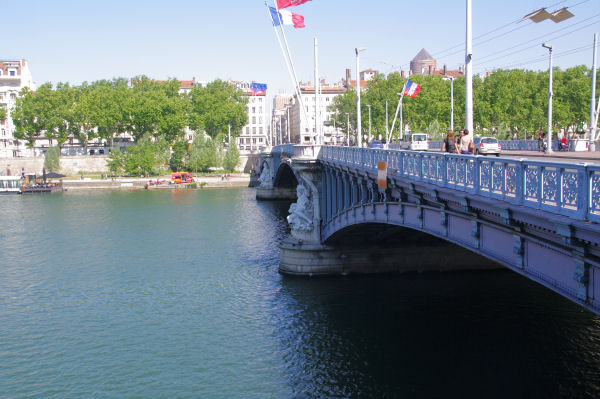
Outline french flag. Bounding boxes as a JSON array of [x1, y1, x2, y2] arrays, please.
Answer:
[[403, 80, 421, 98], [269, 6, 305, 28]]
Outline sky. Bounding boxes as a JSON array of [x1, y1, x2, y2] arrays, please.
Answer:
[[3, 0, 599, 100]]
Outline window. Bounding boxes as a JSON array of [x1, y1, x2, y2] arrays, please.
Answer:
[[259, 107, 262, 113], [259, 138, 263, 143], [253, 127, 256, 134], [252, 107, 255, 113], [252, 116, 256, 124], [259, 116, 262, 124], [10, 93, 16, 101], [259, 127, 263, 134], [253, 138, 256, 144]]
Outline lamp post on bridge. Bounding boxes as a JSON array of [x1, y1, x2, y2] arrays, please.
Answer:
[[542, 42, 554, 154], [366, 104, 372, 144], [355, 47, 366, 147], [443, 76, 455, 131], [345, 112, 350, 146]]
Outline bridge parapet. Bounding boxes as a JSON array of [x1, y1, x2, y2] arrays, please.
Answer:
[[320, 146, 600, 223]]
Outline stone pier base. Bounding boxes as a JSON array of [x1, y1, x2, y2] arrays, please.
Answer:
[[279, 237, 502, 276], [256, 186, 297, 200]]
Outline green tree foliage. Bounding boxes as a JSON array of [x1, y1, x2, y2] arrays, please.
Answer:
[[44, 146, 60, 172], [170, 141, 188, 172], [188, 80, 248, 139], [188, 134, 216, 172], [329, 66, 598, 140], [223, 141, 240, 172], [0, 105, 6, 123], [106, 149, 126, 175]]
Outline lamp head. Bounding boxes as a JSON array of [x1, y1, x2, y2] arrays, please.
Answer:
[[355, 47, 367, 55], [542, 42, 553, 50]]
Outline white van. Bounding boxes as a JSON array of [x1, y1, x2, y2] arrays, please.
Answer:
[[408, 133, 429, 151]]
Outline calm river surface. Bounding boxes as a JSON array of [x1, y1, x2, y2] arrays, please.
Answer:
[[1, 188, 599, 398]]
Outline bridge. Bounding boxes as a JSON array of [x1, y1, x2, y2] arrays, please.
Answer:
[[256, 145, 600, 315]]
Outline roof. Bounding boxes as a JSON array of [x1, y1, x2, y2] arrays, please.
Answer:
[[179, 80, 195, 89], [412, 48, 434, 62], [348, 79, 369, 88]]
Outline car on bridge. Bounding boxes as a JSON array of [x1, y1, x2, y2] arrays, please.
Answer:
[[398, 133, 429, 151], [368, 140, 384, 149], [474, 137, 501, 156]]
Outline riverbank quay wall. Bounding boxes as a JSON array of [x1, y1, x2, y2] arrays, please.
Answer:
[[258, 145, 600, 315], [0, 156, 109, 175], [1, 152, 260, 176]]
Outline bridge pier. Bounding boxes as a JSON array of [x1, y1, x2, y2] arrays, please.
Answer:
[[279, 237, 500, 276], [255, 186, 297, 200]]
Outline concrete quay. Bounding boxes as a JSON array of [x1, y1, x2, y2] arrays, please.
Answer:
[[60, 175, 251, 190]]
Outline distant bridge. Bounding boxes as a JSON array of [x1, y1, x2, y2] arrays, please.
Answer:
[[256, 145, 600, 315]]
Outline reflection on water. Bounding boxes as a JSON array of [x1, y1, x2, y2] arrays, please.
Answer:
[[0, 189, 598, 399]]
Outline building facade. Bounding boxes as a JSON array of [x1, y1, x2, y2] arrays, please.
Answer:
[[271, 94, 293, 146], [0, 60, 35, 158], [231, 81, 268, 152], [290, 82, 346, 145]]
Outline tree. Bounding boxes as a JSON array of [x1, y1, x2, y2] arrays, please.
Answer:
[[0, 105, 6, 123], [44, 146, 60, 172], [223, 141, 240, 172], [188, 134, 216, 172], [170, 141, 188, 171], [188, 80, 248, 139], [106, 149, 125, 175], [85, 78, 131, 147]]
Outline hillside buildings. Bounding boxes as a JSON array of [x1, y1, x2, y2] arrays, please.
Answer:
[[0, 60, 35, 158]]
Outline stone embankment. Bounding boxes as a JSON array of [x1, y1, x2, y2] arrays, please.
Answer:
[[61, 175, 253, 190]]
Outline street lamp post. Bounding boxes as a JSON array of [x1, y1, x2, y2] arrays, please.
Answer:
[[366, 104, 372, 143], [443, 76, 455, 131], [542, 42, 553, 153], [355, 47, 366, 147], [345, 112, 350, 146]]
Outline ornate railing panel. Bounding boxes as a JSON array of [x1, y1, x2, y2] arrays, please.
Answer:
[[320, 146, 597, 222]]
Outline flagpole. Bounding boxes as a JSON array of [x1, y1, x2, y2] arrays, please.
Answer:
[[390, 93, 403, 143], [265, 2, 308, 145], [272, 1, 311, 143], [314, 37, 320, 144], [385, 100, 389, 143]]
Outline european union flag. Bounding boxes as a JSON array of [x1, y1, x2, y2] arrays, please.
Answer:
[[251, 83, 267, 96]]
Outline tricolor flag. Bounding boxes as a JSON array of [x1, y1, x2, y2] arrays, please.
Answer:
[[402, 80, 421, 98], [277, 0, 312, 9], [251, 83, 267, 96], [269, 6, 305, 28]]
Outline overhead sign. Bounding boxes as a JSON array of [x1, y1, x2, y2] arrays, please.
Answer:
[[377, 161, 387, 189]]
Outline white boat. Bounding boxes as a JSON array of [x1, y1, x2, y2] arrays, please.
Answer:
[[0, 176, 24, 194]]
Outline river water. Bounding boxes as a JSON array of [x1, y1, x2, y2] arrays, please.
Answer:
[[1, 188, 599, 398]]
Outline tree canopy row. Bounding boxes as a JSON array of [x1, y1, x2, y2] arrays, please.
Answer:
[[329, 66, 599, 141], [10, 77, 249, 147]]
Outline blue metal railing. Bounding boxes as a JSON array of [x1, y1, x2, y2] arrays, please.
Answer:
[[320, 146, 600, 222]]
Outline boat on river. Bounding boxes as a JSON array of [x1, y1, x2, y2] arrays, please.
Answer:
[[0, 176, 24, 194], [21, 182, 65, 194]]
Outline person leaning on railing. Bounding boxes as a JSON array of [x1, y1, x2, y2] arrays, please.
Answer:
[[440, 129, 459, 154]]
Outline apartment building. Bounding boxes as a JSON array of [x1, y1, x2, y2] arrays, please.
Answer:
[[0, 60, 35, 158]]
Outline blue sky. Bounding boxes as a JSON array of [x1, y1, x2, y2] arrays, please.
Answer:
[[3, 0, 599, 97]]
